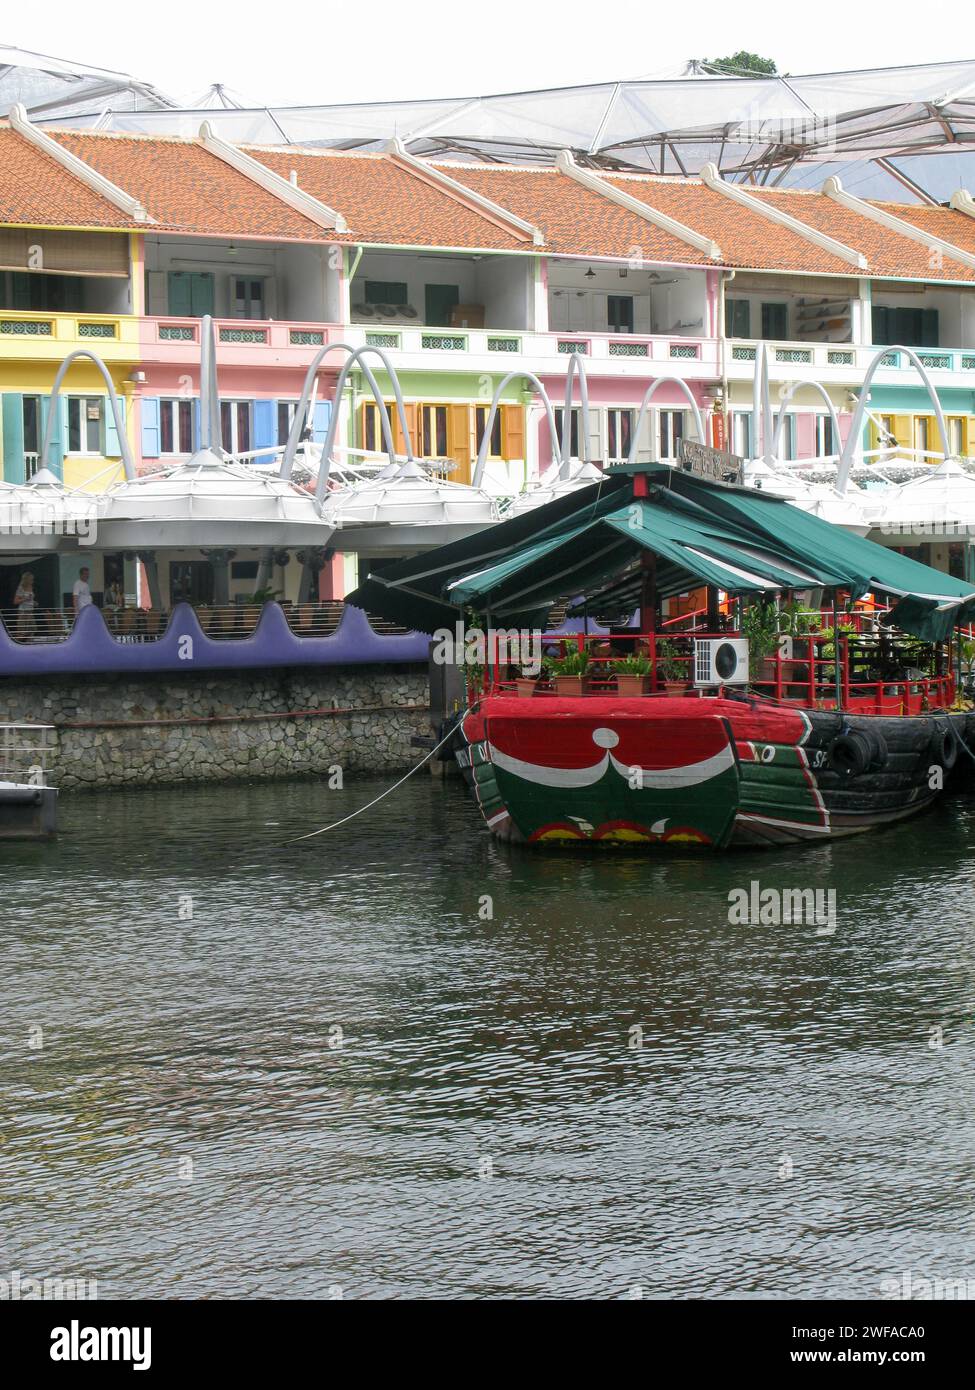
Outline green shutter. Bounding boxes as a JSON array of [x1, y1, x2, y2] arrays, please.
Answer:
[[921, 308, 939, 348], [2, 393, 25, 483], [40, 395, 65, 478]]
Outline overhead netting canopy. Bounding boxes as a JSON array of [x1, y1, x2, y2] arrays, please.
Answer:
[[0, 42, 173, 120], [30, 56, 975, 198]]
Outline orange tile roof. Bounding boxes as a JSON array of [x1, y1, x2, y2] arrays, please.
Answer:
[[874, 200, 975, 264], [748, 187, 975, 282], [248, 147, 528, 251], [52, 131, 326, 242], [0, 126, 139, 229], [2, 126, 975, 286], [439, 163, 708, 265], [602, 175, 853, 275]]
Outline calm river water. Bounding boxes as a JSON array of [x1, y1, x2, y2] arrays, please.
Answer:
[[2, 774, 974, 1300]]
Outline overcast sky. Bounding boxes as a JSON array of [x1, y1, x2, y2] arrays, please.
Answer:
[[9, 1, 969, 107]]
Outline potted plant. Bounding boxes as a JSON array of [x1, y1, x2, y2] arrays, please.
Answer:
[[615, 653, 653, 697], [741, 600, 782, 682], [514, 669, 539, 698], [544, 649, 590, 697], [656, 639, 688, 694]]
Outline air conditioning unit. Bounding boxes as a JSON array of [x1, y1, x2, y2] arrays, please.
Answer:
[[693, 637, 749, 687]]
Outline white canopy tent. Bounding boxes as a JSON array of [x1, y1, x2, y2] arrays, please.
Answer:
[[321, 461, 499, 553]]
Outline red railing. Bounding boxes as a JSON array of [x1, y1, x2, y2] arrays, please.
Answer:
[[479, 628, 955, 713]]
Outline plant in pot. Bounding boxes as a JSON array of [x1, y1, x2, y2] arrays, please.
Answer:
[[615, 653, 653, 697], [544, 648, 590, 697], [656, 639, 688, 694], [514, 667, 539, 698], [741, 600, 782, 682]]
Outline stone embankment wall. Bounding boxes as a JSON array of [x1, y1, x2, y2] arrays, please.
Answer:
[[0, 665, 430, 790]]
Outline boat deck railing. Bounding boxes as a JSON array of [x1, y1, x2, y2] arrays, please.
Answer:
[[482, 627, 956, 715], [0, 602, 411, 645]]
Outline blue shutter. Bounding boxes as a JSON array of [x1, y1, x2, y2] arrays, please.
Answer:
[[141, 397, 161, 459], [2, 393, 25, 483], [104, 396, 127, 458], [40, 396, 64, 479], [313, 401, 332, 443], [253, 398, 276, 464]]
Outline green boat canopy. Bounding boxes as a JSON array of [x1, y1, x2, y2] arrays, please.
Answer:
[[346, 464, 975, 638]]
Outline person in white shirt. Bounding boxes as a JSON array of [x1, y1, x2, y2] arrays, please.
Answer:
[[73, 568, 93, 615]]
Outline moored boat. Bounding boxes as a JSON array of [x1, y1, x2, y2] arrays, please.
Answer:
[[349, 460, 975, 851]]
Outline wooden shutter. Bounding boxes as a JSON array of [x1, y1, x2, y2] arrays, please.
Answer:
[[447, 404, 472, 484], [141, 398, 161, 460], [2, 393, 25, 483], [253, 399, 276, 464], [502, 404, 525, 463], [104, 397, 127, 458], [393, 402, 418, 459]]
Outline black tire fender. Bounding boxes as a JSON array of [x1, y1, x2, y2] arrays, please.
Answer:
[[828, 730, 874, 778], [929, 723, 958, 772]]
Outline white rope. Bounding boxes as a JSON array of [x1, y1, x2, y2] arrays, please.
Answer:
[[285, 712, 468, 843]]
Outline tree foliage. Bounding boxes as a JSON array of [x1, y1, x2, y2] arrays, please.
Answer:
[[703, 51, 778, 77]]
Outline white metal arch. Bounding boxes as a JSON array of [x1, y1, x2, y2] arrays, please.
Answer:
[[39, 349, 136, 480], [560, 351, 591, 475], [770, 379, 843, 463], [313, 345, 421, 505], [625, 376, 706, 466], [471, 371, 562, 488], [836, 344, 950, 494], [279, 344, 405, 486]]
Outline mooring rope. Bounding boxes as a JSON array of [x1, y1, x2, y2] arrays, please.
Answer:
[[284, 712, 468, 844]]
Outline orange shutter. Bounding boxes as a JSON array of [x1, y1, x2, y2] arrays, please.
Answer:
[[502, 404, 526, 462], [447, 404, 473, 483], [393, 402, 418, 459]]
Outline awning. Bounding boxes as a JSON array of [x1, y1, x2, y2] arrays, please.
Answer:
[[347, 465, 975, 639]]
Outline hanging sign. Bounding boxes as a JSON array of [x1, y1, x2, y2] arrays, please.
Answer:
[[680, 439, 744, 486]]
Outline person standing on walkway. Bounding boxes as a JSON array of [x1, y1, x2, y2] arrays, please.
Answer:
[[13, 570, 37, 639], [72, 567, 93, 616]]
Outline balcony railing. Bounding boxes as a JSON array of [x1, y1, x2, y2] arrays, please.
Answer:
[[143, 317, 341, 360], [0, 310, 139, 356], [0, 601, 410, 646], [728, 339, 975, 377]]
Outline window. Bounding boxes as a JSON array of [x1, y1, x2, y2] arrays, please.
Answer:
[[277, 401, 298, 446], [914, 416, 931, 457], [159, 399, 195, 455], [22, 396, 41, 456], [948, 418, 965, 456], [554, 407, 581, 459], [606, 408, 633, 462], [659, 409, 685, 461], [731, 412, 752, 457], [67, 397, 102, 454], [475, 406, 503, 460], [761, 302, 788, 339], [607, 295, 634, 333], [167, 271, 214, 318], [725, 299, 750, 338], [362, 402, 381, 454], [872, 305, 939, 348], [815, 414, 838, 456], [169, 560, 214, 607], [364, 281, 408, 307], [420, 404, 448, 458], [777, 413, 796, 461], [220, 401, 252, 455], [231, 277, 266, 319]]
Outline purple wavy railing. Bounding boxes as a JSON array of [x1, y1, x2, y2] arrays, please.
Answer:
[[0, 602, 430, 677]]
